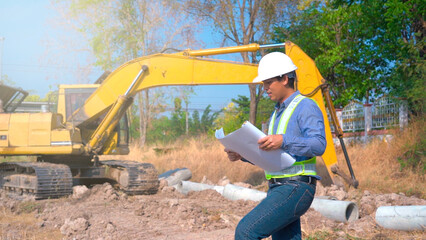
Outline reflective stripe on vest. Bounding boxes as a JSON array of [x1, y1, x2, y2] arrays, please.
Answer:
[[265, 94, 317, 180]]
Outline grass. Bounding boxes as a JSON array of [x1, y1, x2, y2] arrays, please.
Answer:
[[0, 156, 36, 163], [335, 117, 425, 198], [0, 207, 63, 240], [16, 202, 44, 214], [108, 118, 425, 199], [303, 231, 367, 240], [304, 231, 333, 240], [107, 135, 265, 185]]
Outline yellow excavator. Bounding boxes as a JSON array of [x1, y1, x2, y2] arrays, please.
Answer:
[[0, 42, 357, 199]]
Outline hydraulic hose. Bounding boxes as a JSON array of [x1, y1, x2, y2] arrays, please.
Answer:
[[301, 81, 358, 188]]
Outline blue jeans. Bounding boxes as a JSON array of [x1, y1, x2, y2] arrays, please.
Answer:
[[235, 181, 316, 240]]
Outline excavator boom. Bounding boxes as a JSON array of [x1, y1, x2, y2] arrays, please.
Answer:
[[70, 54, 258, 127]]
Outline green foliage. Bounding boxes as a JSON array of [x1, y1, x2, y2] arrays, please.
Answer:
[[214, 94, 275, 134], [24, 95, 42, 102], [145, 100, 219, 144], [274, 0, 425, 113], [380, 0, 426, 114], [0, 75, 16, 86], [128, 105, 141, 140], [214, 102, 244, 135], [274, 2, 381, 107], [256, 95, 276, 126], [23, 91, 58, 112], [229, 95, 250, 128], [198, 105, 219, 134], [25, 90, 58, 102], [146, 116, 176, 144]]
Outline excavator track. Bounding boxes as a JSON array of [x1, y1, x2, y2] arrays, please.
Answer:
[[100, 160, 159, 195], [0, 162, 73, 199]]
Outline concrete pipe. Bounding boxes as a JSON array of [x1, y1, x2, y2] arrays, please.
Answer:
[[172, 180, 360, 223], [375, 205, 426, 231], [175, 181, 224, 195], [159, 168, 192, 186], [222, 184, 267, 202], [310, 198, 359, 222]]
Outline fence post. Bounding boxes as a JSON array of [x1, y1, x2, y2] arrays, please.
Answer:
[[399, 102, 408, 129], [364, 104, 372, 141], [335, 109, 343, 132]]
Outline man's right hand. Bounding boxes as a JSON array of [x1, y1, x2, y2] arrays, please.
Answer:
[[224, 149, 242, 162]]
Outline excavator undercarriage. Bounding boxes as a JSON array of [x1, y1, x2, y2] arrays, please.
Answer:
[[0, 162, 72, 199], [0, 159, 158, 199]]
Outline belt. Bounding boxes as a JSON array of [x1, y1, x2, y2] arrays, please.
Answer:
[[268, 176, 317, 185]]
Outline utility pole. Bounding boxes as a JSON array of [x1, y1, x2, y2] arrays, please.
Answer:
[[0, 37, 4, 84]]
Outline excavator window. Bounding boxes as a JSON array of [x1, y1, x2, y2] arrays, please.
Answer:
[[64, 88, 97, 120], [0, 84, 28, 113], [62, 85, 129, 148]]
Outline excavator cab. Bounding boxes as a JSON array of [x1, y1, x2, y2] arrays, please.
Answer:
[[57, 84, 99, 122], [57, 84, 130, 155]]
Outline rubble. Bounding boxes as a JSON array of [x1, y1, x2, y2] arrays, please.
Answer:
[[0, 177, 425, 239]]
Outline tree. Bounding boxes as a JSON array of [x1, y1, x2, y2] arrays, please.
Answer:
[[274, 0, 425, 112], [57, 0, 197, 145], [185, 0, 297, 124], [170, 97, 186, 137], [189, 110, 201, 134], [199, 105, 219, 133], [146, 116, 175, 144], [0, 75, 16, 86], [173, 86, 194, 135], [365, 0, 425, 114], [274, 1, 376, 107], [214, 94, 274, 134], [24, 95, 42, 102]]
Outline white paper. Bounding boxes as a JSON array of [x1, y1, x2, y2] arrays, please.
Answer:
[[215, 122, 296, 172]]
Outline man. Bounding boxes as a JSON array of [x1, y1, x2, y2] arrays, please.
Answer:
[[225, 52, 326, 240]]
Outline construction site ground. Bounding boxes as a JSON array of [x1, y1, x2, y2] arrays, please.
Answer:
[[0, 178, 425, 240]]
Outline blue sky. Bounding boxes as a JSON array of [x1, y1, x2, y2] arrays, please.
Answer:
[[0, 1, 252, 112]]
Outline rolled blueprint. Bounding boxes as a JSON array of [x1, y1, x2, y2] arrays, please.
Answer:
[[215, 122, 295, 172]]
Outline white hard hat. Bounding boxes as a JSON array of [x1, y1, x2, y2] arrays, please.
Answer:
[[253, 52, 298, 83]]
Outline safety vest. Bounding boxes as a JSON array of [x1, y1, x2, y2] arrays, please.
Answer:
[[265, 94, 317, 180]]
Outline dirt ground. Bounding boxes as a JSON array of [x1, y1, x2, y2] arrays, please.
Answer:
[[0, 178, 425, 240]]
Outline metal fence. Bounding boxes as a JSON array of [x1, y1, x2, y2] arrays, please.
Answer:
[[342, 101, 365, 132], [372, 96, 400, 129], [329, 96, 407, 134]]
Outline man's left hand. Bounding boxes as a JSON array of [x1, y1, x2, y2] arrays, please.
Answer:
[[258, 134, 283, 151]]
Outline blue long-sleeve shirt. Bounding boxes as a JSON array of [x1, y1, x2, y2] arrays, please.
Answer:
[[241, 90, 326, 167], [272, 90, 326, 161]]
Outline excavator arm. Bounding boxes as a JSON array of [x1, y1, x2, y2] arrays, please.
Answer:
[[286, 42, 358, 187]]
